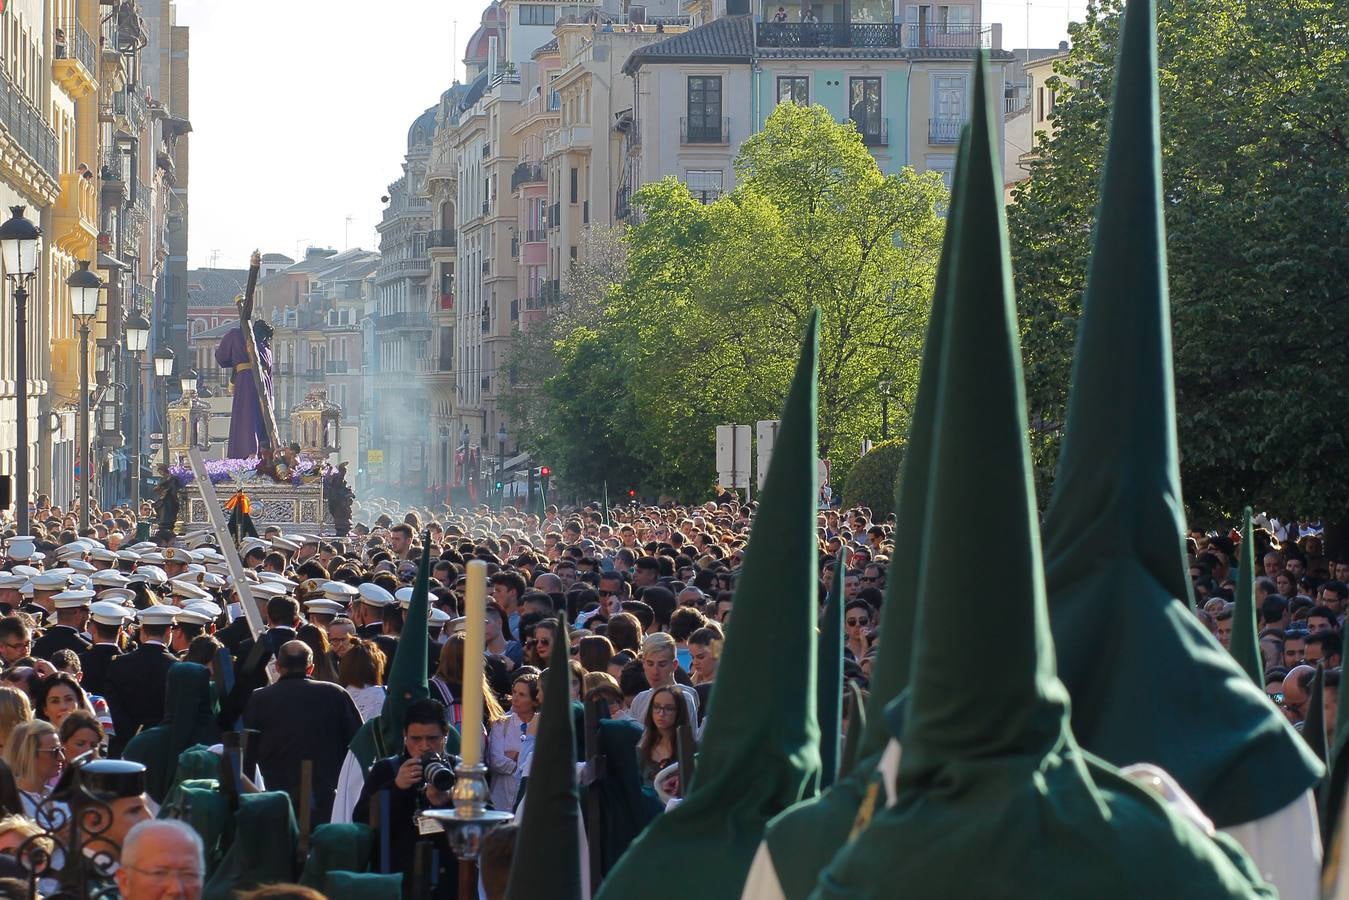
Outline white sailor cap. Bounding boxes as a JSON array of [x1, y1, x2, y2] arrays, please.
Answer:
[[358, 583, 395, 607], [90, 548, 120, 564], [395, 586, 415, 608], [69, 574, 92, 589], [160, 548, 196, 565], [297, 534, 320, 547], [248, 582, 288, 599], [322, 581, 359, 602], [116, 549, 142, 564], [52, 588, 95, 609], [68, 560, 97, 574], [56, 541, 91, 560], [270, 537, 300, 553], [174, 607, 215, 626], [95, 588, 136, 605], [90, 571, 130, 588], [185, 532, 217, 551], [6, 538, 37, 561], [304, 599, 345, 617], [258, 573, 298, 590], [182, 599, 223, 619], [130, 566, 168, 586], [139, 552, 166, 565], [90, 601, 135, 626], [428, 607, 451, 626], [32, 572, 69, 591], [240, 538, 271, 555], [226, 571, 260, 587], [10, 565, 40, 579], [129, 542, 158, 552], [169, 581, 212, 602], [0, 573, 27, 589], [18, 582, 33, 596], [197, 549, 226, 564], [448, 616, 468, 634], [136, 605, 184, 626]]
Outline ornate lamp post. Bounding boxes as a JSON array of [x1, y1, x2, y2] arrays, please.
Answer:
[[153, 346, 174, 473], [67, 261, 105, 533], [0, 208, 42, 533], [124, 312, 150, 517], [496, 424, 507, 511]]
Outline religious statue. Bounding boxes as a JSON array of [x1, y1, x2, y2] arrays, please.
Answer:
[[214, 251, 280, 460]]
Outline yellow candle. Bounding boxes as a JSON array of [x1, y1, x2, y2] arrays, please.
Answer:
[[461, 560, 487, 768]]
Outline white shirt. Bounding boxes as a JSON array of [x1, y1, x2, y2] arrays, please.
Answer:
[[488, 712, 535, 812], [345, 684, 386, 722]]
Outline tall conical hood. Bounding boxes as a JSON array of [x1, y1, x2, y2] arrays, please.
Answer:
[[505, 613, 582, 900], [1038, 0, 1320, 825], [1324, 648, 1349, 846], [817, 548, 845, 790], [898, 51, 1064, 775], [1231, 508, 1264, 686], [810, 47, 1276, 900], [756, 129, 968, 900], [378, 535, 432, 749], [597, 312, 821, 900]]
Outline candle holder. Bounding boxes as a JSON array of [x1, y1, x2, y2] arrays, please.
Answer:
[[422, 761, 513, 860]]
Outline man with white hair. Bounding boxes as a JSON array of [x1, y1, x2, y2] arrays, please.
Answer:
[[114, 819, 204, 900]]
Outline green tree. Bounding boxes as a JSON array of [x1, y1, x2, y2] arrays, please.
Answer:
[[559, 103, 945, 498], [1009, 0, 1348, 529]]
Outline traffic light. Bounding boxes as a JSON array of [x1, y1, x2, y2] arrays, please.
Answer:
[[494, 480, 504, 491], [539, 466, 550, 478], [538, 465, 551, 498], [628, 487, 636, 498]]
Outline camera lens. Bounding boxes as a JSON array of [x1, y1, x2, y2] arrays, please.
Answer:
[[420, 754, 455, 792]]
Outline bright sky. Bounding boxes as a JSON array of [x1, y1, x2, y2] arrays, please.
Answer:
[[176, 0, 1079, 271]]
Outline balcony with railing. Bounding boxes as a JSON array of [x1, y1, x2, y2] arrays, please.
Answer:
[[511, 163, 545, 193], [53, 19, 99, 98], [754, 21, 993, 52], [855, 118, 889, 147], [381, 199, 432, 225], [325, 360, 350, 374], [680, 117, 730, 145], [928, 117, 961, 145], [0, 70, 59, 181], [524, 228, 547, 244], [428, 229, 457, 249], [374, 310, 433, 332], [906, 23, 992, 49], [375, 258, 432, 282], [53, 172, 99, 254]]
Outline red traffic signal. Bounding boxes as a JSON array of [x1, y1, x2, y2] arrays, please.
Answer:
[[540, 466, 550, 477], [628, 488, 636, 498]]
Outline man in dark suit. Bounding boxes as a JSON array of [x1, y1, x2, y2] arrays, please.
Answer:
[[103, 606, 180, 755], [242, 640, 362, 825], [31, 590, 94, 661], [77, 601, 130, 697]]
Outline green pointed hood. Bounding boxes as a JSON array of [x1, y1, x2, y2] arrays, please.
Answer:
[[506, 613, 581, 900], [1037, 0, 1320, 825], [346, 537, 435, 770], [1324, 654, 1349, 846], [123, 662, 221, 803], [1304, 666, 1327, 764], [1231, 508, 1264, 686], [811, 48, 1274, 900], [816, 548, 844, 790], [758, 127, 968, 900], [597, 311, 821, 900]]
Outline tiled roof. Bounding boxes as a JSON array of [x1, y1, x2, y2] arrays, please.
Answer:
[[532, 37, 560, 58], [185, 268, 248, 308], [623, 15, 754, 73]]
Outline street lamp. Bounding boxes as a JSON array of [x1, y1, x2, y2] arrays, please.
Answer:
[[181, 368, 198, 396], [68, 260, 105, 533], [878, 380, 892, 441], [153, 346, 174, 473], [496, 424, 508, 511], [125, 312, 150, 517], [0, 207, 42, 534]]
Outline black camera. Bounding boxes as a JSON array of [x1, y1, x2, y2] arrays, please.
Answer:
[[419, 754, 455, 792]]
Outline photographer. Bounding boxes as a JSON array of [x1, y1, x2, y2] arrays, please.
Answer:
[[352, 698, 457, 877]]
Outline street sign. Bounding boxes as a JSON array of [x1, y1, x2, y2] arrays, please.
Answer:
[[715, 425, 751, 491], [366, 450, 384, 464], [755, 420, 780, 490]]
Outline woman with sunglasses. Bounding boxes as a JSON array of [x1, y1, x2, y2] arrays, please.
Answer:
[[843, 600, 875, 662], [3, 720, 62, 818]]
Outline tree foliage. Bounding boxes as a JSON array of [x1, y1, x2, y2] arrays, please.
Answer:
[[1009, 0, 1348, 524], [841, 439, 905, 518], [527, 103, 945, 499]]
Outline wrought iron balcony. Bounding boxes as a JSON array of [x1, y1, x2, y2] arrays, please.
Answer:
[[928, 117, 961, 145], [0, 70, 58, 178], [855, 118, 889, 146], [756, 22, 903, 48], [427, 228, 457, 249], [511, 163, 545, 193], [680, 116, 730, 145]]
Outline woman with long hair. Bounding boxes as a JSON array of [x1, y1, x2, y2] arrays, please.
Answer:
[[338, 640, 387, 722], [296, 624, 339, 683], [32, 673, 94, 732], [3, 720, 62, 817], [637, 684, 689, 787], [0, 688, 31, 756], [488, 672, 540, 812], [577, 635, 615, 674], [59, 710, 104, 763], [431, 633, 505, 741]]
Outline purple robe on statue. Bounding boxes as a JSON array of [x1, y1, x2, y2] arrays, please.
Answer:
[[215, 325, 274, 459]]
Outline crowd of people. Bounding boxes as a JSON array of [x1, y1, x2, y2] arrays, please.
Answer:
[[0, 489, 1335, 898]]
